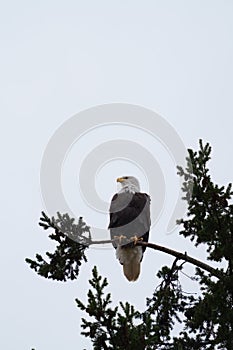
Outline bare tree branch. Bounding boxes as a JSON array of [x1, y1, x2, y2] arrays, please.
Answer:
[[89, 239, 224, 279], [137, 241, 224, 279]]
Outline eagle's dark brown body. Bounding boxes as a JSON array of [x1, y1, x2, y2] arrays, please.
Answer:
[[108, 190, 151, 281]]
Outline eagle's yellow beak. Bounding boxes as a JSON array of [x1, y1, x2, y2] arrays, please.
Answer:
[[117, 177, 124, 183]]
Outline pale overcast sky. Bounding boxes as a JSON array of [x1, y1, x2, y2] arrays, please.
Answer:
[[1, 1, 233, 349]]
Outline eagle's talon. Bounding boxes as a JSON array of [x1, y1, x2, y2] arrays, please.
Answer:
[[130, 235, 143, 245], [114, 235, 127, 244]]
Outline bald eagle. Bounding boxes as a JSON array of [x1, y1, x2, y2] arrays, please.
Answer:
[[108, 176, 151, 281]]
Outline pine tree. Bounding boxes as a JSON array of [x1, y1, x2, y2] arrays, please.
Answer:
[[26, 140, 233, 350]]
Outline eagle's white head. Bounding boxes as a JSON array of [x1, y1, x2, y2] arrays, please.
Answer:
[[117, 176, 140, 193]]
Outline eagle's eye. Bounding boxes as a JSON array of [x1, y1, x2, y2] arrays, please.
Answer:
[[124, 176, 129, 179]]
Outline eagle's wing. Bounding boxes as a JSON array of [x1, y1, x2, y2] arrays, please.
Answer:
[[109, 192, 150, 247]]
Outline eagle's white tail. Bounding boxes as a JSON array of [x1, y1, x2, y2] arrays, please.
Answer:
[[123, 260, 141, 281], [116, 246, 143, 282]]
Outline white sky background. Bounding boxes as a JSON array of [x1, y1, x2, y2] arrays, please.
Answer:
[[1, 1, 233, 349]]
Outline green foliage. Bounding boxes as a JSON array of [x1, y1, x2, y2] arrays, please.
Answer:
[[175, 140, 233, 349], [177, 140, 233, 264], [179, 270, 233, 349], [76, 264, 188, 350], [25, 212, 91, 281]]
